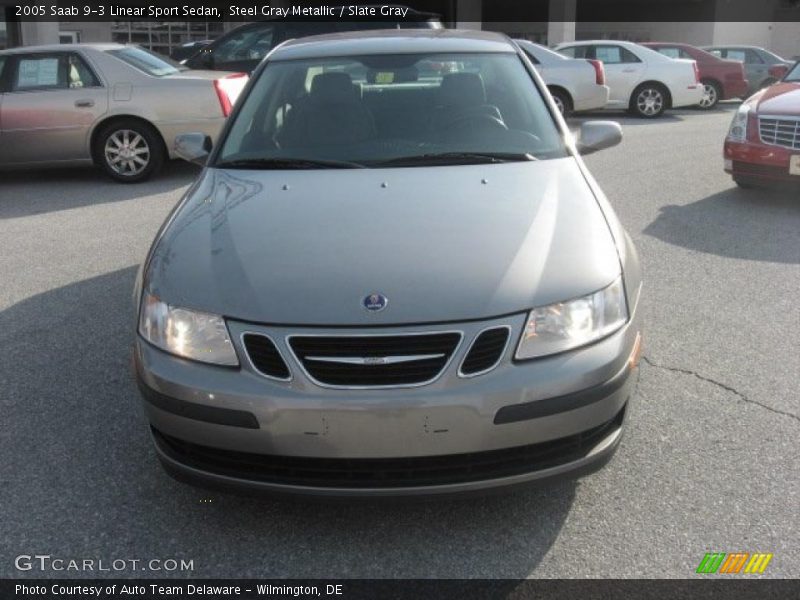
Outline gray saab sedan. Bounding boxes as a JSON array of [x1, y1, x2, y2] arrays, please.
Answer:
[[133, 30, 643, 497]]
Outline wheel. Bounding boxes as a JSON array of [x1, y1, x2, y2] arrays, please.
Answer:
[[697, 80, 721, 110], [629, 83, 667, 118], [94, 119, 165, 183], [549, 88, 572, 117]]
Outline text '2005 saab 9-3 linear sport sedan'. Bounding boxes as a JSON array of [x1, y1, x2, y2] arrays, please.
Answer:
[[133, 29, 643, 497]]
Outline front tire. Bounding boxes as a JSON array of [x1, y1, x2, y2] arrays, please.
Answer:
[[629, 83, 667, 118], [697, 80, 721, 110], [94, 119, 164, 183]]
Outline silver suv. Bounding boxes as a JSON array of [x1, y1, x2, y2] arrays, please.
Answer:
[[134, 30, 643, 497]]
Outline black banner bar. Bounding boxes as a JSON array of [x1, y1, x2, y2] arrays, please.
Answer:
[[1, 0, 800, 23], [3, 579, 800, 600]]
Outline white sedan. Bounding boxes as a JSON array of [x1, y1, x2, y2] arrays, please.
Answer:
[[515, 39, 609, 116], [554, 40, 704, 118]]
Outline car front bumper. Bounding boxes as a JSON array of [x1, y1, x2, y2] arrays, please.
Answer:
[[134, 305, 642, 496], [724, 139, 800, 184]]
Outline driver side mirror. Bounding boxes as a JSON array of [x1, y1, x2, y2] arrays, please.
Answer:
[[175, 133, 212, 166], [576, 121, 622, 155]]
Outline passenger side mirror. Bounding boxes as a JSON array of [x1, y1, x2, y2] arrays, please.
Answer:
[[576, 121, 622, 155], [175, 133, 212, 166]]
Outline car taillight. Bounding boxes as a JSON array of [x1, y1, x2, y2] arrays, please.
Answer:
[[768, 64, 788, 79], [213, 73, 248, 117], [692, 61, 700, 84], [587, 59, 605, 86]]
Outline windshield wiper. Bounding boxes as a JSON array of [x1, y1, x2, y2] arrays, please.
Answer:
[[373, 152, 538, 167], [215, 157, 367, 170]]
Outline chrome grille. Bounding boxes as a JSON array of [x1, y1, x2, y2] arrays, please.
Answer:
[[288, 332, 462, 388], [759, 116, 800, 150]]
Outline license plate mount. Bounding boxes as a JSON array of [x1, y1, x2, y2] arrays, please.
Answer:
[[790, 155, 800, 176]]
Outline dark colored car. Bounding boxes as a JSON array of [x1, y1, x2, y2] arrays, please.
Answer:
[[170, 40, 211, 62], [642, 42, 748, 109], [723, 61, 800, 188], [182, 7, 442, 73], [703, 45, 792, 96]]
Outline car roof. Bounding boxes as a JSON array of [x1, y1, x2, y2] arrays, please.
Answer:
[[555, 39, 639, 48], [702, 44, 762, 50], [0, 43, 126, 54], [270, 29, 516, 61]]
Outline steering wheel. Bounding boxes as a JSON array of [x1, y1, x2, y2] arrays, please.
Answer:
[[443, 113, 508, 133]]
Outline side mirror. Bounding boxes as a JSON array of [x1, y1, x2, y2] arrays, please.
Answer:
[[175, 133, 212, 166], [576, 121, 622, 155]]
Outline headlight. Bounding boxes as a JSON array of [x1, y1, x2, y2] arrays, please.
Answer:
[[726, 103, 750, 142], [138, 292, 239, 366], [516, 276, 628, 360]]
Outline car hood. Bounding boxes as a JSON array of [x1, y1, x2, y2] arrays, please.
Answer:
[[146, 159, 621, 326], [753, 82, 800, 114]]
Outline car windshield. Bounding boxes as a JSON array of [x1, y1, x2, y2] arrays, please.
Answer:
[[783, 62, 800, 81], [216, 52, 568, 168], [107, 47, 184, 76]]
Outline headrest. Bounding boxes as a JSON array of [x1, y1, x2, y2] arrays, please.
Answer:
[[438, 72, 486, 107], [310, 72, 357, 103]]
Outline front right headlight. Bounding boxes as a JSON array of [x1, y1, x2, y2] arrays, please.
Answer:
[[138, 292, 239, 366], [726, 103, 751, 142], [516, 276, 628, 360]]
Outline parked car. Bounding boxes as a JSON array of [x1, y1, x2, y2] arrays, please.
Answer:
[[0, 44, 247, 182], [554, 40, 703, 118], [170, 40, 211, 62], [724, 61, 800, 188], [182, 7, 443, 73], [641, 42, 748, 109], [514, 39, 609, 115], [134, 30, 643, 497], [702, 45, 792, 96]]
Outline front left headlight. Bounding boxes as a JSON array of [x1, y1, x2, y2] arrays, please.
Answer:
[[138, 292, 239, 366], [516, 276, 628, 360], [726, 103, 751, 142]]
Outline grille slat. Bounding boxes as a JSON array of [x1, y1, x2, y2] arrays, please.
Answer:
[[460, 327, 510, 376], [152, 407, 624, 489], [759, 117, 800, 150], [242, 334, 291, 380], [289, 332, 462, 388]]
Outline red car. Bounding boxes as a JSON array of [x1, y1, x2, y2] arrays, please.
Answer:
[[724, 61, 800, 188], [642, 42, 748, 109]]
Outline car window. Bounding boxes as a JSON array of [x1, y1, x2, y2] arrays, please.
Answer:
[[785, 62, 800, 82], [707, 48, 723, 58], [213, 24, 275, 65], [745, 49, 764, 64], [0, 55, 7, 89], [66, 53, 100, 88], [217, 52, 568, 168], [655, 47, 680, 59], [557, 46, 578, 58], [107, 47, 182, 76], [12, 54, 65, 91], [595, 45, 641, 64], [726, 49, 747, 62]]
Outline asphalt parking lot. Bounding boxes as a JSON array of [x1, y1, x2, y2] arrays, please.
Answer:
[[1, 104, 798, 579]]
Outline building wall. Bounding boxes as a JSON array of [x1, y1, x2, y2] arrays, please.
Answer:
[[59, 21, 113, 43]]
